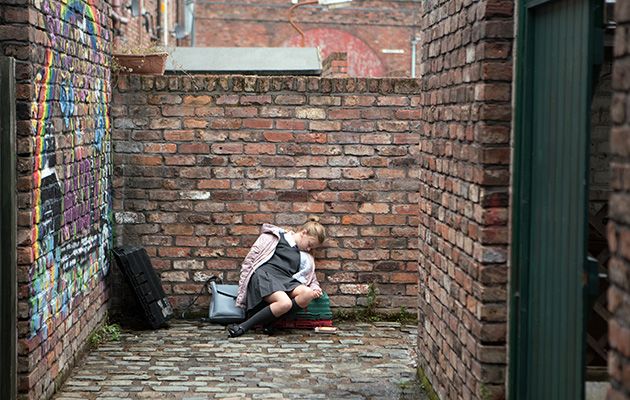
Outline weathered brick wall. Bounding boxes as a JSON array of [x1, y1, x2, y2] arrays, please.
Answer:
[[111, 75, 421, 314], [322, 53, 349, 78], [608, 2, 630, 398], [194, 0, 420, 77], [417, 0, 513, 399], [6, 0, 113, 398]]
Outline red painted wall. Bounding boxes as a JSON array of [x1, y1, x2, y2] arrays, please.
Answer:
[[284, 28, 385, 77]]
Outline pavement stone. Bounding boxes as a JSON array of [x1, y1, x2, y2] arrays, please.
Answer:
[[53, 321, 426, 400]]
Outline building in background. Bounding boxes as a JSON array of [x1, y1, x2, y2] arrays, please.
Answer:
[[193, 0, 419, 77], [112, 0, 181, 48], [112, 0, 420, 77]]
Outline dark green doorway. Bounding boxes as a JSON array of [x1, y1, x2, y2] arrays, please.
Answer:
[[510, 0, 602, 398]]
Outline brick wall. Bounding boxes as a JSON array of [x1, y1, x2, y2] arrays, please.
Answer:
[[5, 0, 114, 398], [417, 0, 513, 399], [111, 75, 421, 315], [608, 2, 630, 398], [193, 0, 420, 77], [322, 53, 349, 78]]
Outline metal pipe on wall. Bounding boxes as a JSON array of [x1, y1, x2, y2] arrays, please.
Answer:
[[191, 11, 196, 46], [411, 38, 418, 78], [161, 0, 168, 46]]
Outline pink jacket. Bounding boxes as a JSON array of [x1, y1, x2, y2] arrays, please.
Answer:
[[235, 224, 321, 308]]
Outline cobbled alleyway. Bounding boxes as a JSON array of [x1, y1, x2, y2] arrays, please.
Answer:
[[53, 321, 426, 400]]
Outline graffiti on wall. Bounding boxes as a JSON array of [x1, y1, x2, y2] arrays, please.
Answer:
[[29, 0, 111, 338]]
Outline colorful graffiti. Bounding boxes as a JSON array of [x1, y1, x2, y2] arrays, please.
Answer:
[[29, 0, 112, 337]]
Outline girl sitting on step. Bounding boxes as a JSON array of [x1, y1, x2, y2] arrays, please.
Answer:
[[228, 216, 326, 338]]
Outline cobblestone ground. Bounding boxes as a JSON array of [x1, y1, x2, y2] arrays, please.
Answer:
[[53, 320, 426, 400]]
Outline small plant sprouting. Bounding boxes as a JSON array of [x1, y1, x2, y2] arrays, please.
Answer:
[[113, 43, 169, 56], [88, 322, 122, 347], [333, 283, 417, 324], [479, 384, 492, 400], [366, 283, 378, 312]]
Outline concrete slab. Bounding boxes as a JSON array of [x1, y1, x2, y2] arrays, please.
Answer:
[[165, 47, 322, 75]]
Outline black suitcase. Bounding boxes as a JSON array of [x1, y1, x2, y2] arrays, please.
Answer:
[[112, 246, 173, 329]]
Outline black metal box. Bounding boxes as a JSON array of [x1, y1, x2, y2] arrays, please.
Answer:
[[112, 246, 173, 329]]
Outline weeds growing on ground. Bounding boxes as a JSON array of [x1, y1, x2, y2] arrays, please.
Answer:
[[333, 283, 417, 324], [89, 321, 122, 347]]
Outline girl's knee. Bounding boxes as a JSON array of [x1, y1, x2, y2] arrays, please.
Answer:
[[276, 298, 293, 315], [295, 290, 315, 308], [291, 285, 308, 296], [307, 288, 318, 301]]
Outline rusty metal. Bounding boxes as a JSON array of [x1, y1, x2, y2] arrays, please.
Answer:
[[288, 0, 318, 48]]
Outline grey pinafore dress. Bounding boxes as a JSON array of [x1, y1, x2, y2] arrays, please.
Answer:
[[246, 233, 302, 312]]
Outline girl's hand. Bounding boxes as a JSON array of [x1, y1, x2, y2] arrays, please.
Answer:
[[312, 288, 322, 298]]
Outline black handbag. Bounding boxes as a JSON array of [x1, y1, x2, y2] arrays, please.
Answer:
[[208, 280, 246, 324]]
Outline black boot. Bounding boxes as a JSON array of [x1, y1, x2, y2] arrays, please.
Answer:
[[228, 305, 276, 338], [226, 324, 245, 337]]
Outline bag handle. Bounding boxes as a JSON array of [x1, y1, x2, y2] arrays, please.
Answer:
[[181, 275, 223, 318], [208, 275, 222, 285]]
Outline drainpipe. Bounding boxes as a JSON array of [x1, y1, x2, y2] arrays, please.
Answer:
[[111, 10, 129, 24], [160, 0, 168, 46], [191, 12, 196, 46], [111, 0, 129, 24], [411, 38, 419, 78]]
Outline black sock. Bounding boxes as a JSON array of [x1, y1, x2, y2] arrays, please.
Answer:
[[290, 299, 302, 315], [264, 300, 303, 332], [239, 305, 277, 333]]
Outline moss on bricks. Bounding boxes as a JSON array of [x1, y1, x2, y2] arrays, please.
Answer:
[[417, 367, 440, 400]]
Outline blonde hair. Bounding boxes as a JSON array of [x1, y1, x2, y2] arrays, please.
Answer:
[[301, 216, 326, 244]]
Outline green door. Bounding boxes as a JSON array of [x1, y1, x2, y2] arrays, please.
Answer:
[[510, 0, 597, 398], [0, 56, 16, 400]]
